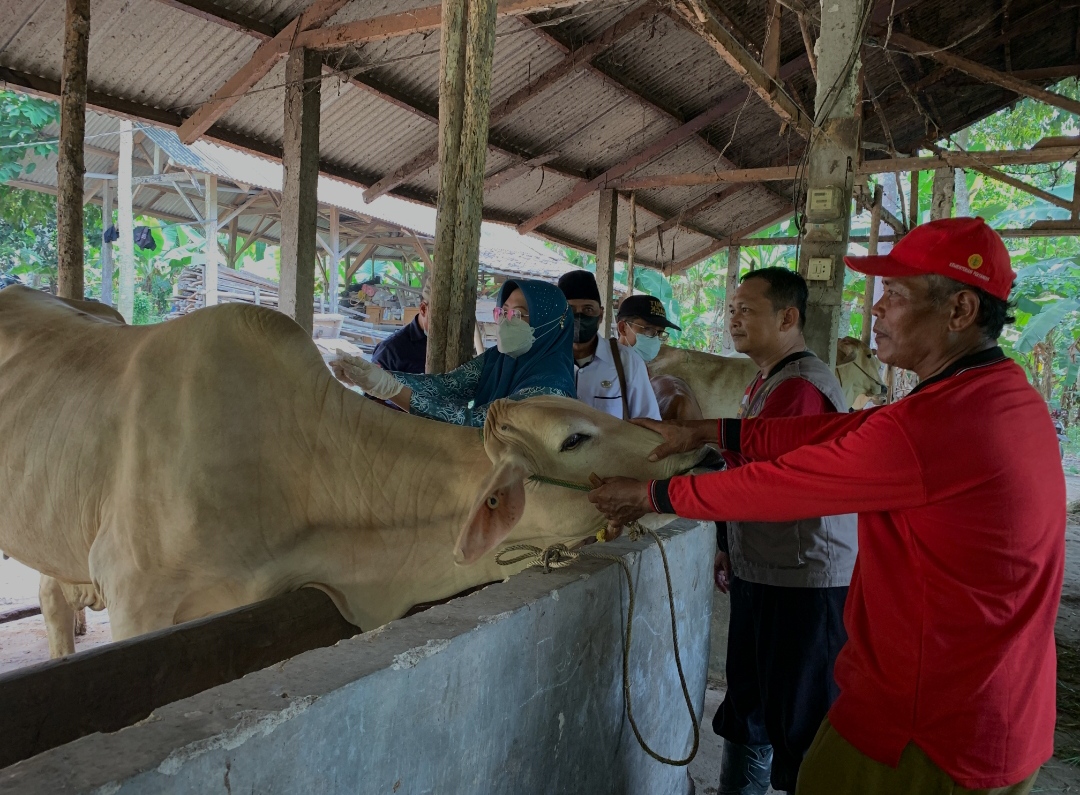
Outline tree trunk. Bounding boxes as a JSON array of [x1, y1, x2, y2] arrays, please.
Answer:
[[930, 167, 955, 220], [56, 0, 90, 300]]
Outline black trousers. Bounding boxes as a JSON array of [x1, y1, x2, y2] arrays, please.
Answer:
[[713, 577, 848, 793]]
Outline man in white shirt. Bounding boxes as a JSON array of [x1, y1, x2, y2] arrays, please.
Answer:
[[557, 270, 660, 421]]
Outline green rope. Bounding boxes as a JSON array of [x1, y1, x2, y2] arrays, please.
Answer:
[[495, 523, 700, 767]]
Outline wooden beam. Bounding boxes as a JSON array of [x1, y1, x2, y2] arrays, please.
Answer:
[[616, 184, 752, 255], [177, 0, 349, 144], [670, 0, 811, 137], [862, 184, 883, 346], [518, 91, 755, 235], [278, 48, 322, 334], [294, 0, 582, 50], [797, 10, 818, 80], [152, 0, 277, 39], [362, 3, 657, 202], [100, 178, 114, 305], [0, 588, 356, 771], [57, 0, 90, 301], [610, 144, 1080, 189], [763, 0, 782, 82], [482, 152, 561, 193], [720, 243, 740, 354], [887, 31, 1080, 118], [667, 206, 794, 273]]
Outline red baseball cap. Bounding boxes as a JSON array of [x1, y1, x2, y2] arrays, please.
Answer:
[[844, 216, 1015, 301]]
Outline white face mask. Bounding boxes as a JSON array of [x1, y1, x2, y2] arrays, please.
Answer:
[[632, 333, 662, 362], [496, 317, 535, 358]]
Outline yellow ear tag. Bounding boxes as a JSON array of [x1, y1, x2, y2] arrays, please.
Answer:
[[595, 528, 607, 543]]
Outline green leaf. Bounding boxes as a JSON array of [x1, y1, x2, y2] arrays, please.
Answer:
[[1016, 298, 1080, 353]]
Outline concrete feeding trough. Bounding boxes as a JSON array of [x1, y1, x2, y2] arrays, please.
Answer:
[[1, 519, 712, 794]]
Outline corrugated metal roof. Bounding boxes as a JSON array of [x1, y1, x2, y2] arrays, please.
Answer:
[[0, 0, 1074, 272]]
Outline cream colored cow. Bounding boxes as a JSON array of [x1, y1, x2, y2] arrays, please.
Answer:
[[647, 337, 886, 418], [0, 287, 702, 657]]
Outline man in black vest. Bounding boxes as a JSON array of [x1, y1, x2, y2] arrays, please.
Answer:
[[712, 268, 858, 795]]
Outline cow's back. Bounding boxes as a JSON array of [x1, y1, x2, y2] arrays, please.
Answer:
[[0, 288, 328, 582], [647, 345, 757, 417]]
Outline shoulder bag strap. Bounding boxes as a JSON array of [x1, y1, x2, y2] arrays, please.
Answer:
[[609, 337, 632, 420]]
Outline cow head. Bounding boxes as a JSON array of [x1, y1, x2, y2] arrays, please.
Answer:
[[835, 336, 886, 407], [454, 396, 707, 564]]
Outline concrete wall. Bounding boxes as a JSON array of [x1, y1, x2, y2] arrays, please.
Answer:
[[1, 519, 713, 795]]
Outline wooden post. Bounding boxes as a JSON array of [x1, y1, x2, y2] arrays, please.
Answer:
[[721, 244, 740, 356], [426, 0, 498, 373], [595, 189, 618, 338], [278, 48, 322, 335], [328, 207, 341, 309], [100, 178, 114, 306], [930, 167, 954, 220], [56, 0, 90, 300], [797, 0, 862, 367], [909, 168, 920, 229], [862, 184, 882, 347], [1071, 155, 1080, 223], [204, 175, 219, 306], [117, 120, 135, 323], [226, 216, 238, 269], [625, 192, 637, 297]]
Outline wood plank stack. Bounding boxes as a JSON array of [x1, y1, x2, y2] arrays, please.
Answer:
[[170, 265, 399, 353]]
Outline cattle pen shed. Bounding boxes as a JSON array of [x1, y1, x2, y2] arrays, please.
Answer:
[[0, 0, 1079, 792]]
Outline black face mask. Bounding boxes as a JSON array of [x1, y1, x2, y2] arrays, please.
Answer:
[[573, 313, 601, 344]]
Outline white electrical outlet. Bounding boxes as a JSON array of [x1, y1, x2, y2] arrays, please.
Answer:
[[808, 256, 833, 281]]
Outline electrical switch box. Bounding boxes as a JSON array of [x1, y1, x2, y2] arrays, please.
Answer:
[[807, 256, 833, 281], [807, 187, 845, 221]]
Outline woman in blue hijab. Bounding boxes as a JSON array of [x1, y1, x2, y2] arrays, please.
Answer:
[[332, 279, 575, 427]]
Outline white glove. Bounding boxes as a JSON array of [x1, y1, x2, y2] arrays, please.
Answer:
[[331, 354, 404, 400]]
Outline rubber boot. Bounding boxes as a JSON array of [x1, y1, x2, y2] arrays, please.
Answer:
[[717, 739, 773, 795]]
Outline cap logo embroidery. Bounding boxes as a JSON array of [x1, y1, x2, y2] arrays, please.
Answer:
[[967, 254, 984, 270], [650, 299, 666, 317]]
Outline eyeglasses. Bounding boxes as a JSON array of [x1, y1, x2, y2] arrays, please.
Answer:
[[629, 322, 669, 342], [493, 307, 529, 322]]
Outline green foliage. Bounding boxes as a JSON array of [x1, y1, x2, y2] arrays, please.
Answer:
[[0, 90, 59, 183]]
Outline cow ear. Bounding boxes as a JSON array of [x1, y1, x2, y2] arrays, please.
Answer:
[[455, 454, 529, 565], [835, 337, 856, 365]]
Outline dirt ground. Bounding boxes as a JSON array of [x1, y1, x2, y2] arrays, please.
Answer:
[[5, 480, 1080, 791]]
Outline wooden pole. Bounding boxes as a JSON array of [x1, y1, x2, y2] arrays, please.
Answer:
[[449, 0, 498, 365], [721, 244, 740, 356], [226, 216, 238, 268], [930, 167, 954, 220], [56, 0, 90, 300], [862, 184, 882, 347], [328, 207, 341, 309], [278, 48, 322, 335], [100, 178, 114, 306], [204, 174, 219, 306], [117, 120, 135, 323], [909, 168, 920, 229], [625, 192, 637, 297], [596, 189, 618, 338], [427, 0, 467, 374], [426, 0, 498, 373]]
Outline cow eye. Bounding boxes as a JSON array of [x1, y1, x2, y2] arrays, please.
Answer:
[[560, 433, 591, 452]]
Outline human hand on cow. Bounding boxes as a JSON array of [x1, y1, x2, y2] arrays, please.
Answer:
[[630, 418, 718, 461], [331, 354, 404, 400], [588, 476, 652, 534]]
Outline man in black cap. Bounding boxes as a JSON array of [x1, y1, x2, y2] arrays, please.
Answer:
[[557, 270, 659, 420], [616, 294, 681, 364]]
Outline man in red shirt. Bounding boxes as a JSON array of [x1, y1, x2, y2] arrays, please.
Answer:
[[710, 267, 857, 795], [589, 217, 1063, 794]]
